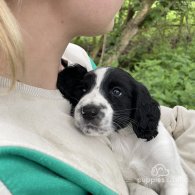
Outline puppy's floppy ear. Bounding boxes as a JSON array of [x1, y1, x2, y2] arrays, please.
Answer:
[[131, 83, 160, 141], [57, 64, 87, 105]]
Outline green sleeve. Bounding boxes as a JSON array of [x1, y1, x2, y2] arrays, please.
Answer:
[[89, 57, 97, 70], [0, 147, 117, 195]]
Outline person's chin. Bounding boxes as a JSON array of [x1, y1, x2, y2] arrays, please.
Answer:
[[94, 20, 114, 35], [104, 19, 115, 33], [80, 19, 115, 37]]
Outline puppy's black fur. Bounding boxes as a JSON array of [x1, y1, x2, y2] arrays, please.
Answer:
[[57, 64, 87, 107], [131, 81, 160, 141], [57, 65, 160, 141]]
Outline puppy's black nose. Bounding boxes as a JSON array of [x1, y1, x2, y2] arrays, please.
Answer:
[[81, 105, 100, 120]]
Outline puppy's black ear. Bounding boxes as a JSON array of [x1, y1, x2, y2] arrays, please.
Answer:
[[131, 83, 160, 141], [57, 64, 87, 105]]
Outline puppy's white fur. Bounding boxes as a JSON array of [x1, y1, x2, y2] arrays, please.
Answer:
[[109, 122, 188, 195]]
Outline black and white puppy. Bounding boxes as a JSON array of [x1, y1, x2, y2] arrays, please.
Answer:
[[57, 64, 188, 195]]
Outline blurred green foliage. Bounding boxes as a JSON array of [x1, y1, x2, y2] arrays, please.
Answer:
[[74, 0, 195, 109], [130, 46, 195, 109]]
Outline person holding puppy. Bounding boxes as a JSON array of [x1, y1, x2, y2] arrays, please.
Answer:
[[0, 1, 194, 195]]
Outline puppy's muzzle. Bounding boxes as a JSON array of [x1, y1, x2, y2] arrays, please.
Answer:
[[81, 104, 101, 121]]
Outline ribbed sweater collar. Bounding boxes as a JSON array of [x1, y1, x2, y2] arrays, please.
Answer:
[[0, 76, 64, 100]]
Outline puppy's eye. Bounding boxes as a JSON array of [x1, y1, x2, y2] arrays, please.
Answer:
[[82, 88, 87, 93], [80, 85, 88, 93], [112, 87, 122, 97], [77, 84, 88, 94]]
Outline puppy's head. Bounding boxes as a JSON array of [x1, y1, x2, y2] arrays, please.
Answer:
[[57, 65, 160, 141]]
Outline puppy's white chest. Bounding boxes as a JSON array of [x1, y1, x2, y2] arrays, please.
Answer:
[[108, 129, 145, 182]]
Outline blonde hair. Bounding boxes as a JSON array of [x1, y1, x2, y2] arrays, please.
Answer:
[[0, 0, 24, 88]]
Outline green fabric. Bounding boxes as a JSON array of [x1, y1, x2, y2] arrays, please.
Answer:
[[89, 57, 97, 70], [0, 146, 117, 195]]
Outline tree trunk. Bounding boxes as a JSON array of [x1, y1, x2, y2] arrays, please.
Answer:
[[91, 36, 103, 60], [99, 34, 107, 65], [103, 0, 155, 66]]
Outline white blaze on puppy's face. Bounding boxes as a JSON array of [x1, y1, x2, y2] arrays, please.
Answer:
[[74, 68, 114, 136]]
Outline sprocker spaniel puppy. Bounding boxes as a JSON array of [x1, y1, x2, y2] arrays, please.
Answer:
[[57, 64, 188, 195]]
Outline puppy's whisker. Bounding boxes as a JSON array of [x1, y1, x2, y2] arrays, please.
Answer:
[[114, 116, 137, 125], [114, 119, 138, 129], [113, 122, 124, 130], [70, 97, 80, 102], [114, 108, 138, 112], [114, 115, 136, 121], [113, 118, 131, 126]]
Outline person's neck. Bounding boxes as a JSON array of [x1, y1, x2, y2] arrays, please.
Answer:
[[0, 1, 74, 90], [19, 32, 71, 90]]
